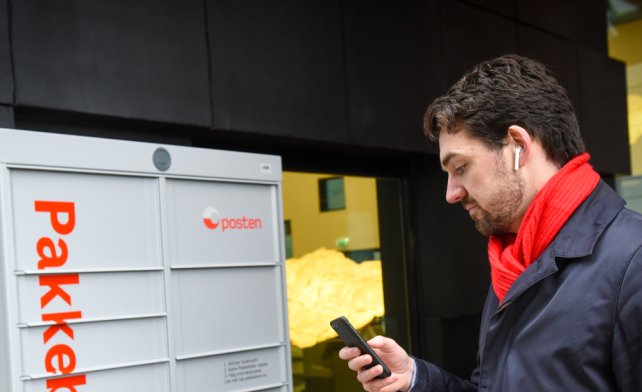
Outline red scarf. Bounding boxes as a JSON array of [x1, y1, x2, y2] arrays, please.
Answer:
[[487, 153, 600, 303]]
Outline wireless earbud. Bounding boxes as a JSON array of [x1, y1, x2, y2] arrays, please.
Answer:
[[514, 146, 522, 171]]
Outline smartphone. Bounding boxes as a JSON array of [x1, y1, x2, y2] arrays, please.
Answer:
[[330, 315, 392, 378]]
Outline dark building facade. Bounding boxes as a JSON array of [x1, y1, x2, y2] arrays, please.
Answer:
[[0, 0, 629, 379]]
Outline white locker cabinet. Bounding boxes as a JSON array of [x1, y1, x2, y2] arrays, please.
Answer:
[[0, 128, 292, 392]]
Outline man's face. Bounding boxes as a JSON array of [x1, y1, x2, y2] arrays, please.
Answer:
[[439, 127, 524, 236]]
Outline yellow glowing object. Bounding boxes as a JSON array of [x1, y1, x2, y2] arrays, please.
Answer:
[[286, 248, 385, 348]]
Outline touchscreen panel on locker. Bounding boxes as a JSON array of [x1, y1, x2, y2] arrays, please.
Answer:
[[172, 267, 284, 356], [166, 179, 278, 265], [10, 170, 161, 271]]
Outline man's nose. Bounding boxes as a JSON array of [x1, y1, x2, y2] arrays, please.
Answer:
[[446, 177, 466, 204]]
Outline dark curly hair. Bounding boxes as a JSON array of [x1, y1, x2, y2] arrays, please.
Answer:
[[423, 54, 585, 166]]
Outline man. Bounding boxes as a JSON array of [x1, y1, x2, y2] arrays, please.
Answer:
[[339, 54, 642, 391]]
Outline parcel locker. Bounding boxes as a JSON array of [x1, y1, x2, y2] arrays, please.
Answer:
[[0, 128, 292, 392]]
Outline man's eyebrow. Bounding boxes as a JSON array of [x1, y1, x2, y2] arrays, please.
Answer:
[[441, 152, 457, 169]]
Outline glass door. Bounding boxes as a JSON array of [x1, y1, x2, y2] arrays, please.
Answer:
[[282, 172, 409, 392]]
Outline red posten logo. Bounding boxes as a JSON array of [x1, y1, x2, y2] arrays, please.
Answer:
[[202, 207, 263, 232], [35, 201, 86, 391]]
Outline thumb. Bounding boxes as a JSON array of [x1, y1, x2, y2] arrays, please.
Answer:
[[367, 335, 394, 350]]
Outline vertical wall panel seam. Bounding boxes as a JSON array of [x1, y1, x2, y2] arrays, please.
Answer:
[[437, 0, 446, 67], [515, 0, 522, 54], [338, 0, 353, 145], [574, 44, 584, 133], [201, 0, 216, 131], [5, 0, 15, 106]]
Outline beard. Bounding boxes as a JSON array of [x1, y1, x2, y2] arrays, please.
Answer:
[[464, 164, 524, 237]]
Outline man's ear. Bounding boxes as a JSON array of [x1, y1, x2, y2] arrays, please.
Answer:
[[507, 125, 532, 170]]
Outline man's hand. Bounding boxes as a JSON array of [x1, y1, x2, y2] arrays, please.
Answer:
[[339, 335, 414, 392]]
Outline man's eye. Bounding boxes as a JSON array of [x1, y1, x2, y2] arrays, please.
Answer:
[[455, 165, 466, 175]]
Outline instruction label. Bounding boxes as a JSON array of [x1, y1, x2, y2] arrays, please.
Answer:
[[223, 357, 270, 385]]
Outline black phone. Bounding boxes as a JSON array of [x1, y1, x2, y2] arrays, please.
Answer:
[[330, 315, 392, 379]]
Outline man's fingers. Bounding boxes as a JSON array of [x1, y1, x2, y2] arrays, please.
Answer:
[[339, 346, 361, 360], [361, 371, 400, 392], [367, 335, 386, 348], [347, 354, 373, 372], [356, 364, 383, 383]]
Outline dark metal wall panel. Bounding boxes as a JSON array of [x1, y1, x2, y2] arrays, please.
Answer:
[[377, 178, 412, 349], [408, 158, 489, 375], [341, 0, 440, 152], [421, 314, 481, 378], [0, 105, 14, 127], [441, 0, 518, 87], [411, 160, 490, 319], [461, 0, 517, 18], [517, 0, 607, 53], [517, 0, 577, 41], [0, 0, 13, 104], [12, 0, 210, 126], [574, 0, 608, 53], [206, 0, 348, 143], [578, 48, 630, 174], [517, 25, 581, 116]]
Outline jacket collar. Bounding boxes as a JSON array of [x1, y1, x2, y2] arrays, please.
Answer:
[[551, 180, 624, 259], [500, 181, 625, 305]]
